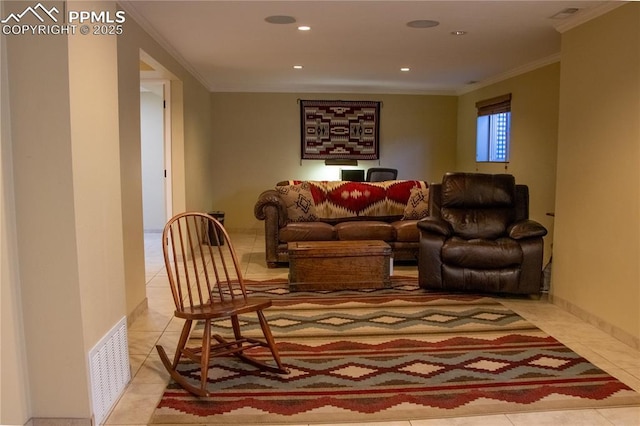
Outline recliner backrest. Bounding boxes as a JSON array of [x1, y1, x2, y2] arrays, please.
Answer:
[[440, 173, 517, 239]]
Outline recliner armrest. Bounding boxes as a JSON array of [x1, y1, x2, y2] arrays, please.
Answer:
[[417, 217, 452, 237], [507, 220, 547, 240]]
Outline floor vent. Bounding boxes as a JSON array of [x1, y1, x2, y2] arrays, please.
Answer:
[[88, 317, 131, 425]]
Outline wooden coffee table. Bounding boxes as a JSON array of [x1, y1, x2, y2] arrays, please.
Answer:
[[287, 240, 392, 291]]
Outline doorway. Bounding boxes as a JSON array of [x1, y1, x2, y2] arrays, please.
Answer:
[[139, 50, 177, 278], [140, 80, 170, 232]]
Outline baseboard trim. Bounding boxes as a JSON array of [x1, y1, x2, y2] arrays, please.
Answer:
[[31, 418, 91, 426], [550, 294, 640, 350], [127, 297, 148, 328]]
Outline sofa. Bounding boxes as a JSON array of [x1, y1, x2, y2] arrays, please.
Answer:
[[254, 180, 430, 267], [417, 172, 547, 294]]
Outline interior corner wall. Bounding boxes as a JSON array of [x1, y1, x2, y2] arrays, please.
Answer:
[[117, 13, 213, 318], [5, 8, 91, 420], [456, 64, 561, 264], [68, 1, 127, 350], [0, 7, 31, 421], [209, 92, 457, 229], [553, 3, 640, 346]]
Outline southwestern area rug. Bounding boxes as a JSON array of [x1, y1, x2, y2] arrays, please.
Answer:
[[150, 277, 640, 424]]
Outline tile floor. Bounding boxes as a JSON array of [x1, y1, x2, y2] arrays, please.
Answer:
[[105, 231, 640, 426]]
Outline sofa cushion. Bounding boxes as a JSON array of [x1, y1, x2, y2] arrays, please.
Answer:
[[402, 187, 430, 220], [393, 220, 420, 242], [335, 221, 394, 241], [275, 182, 317, 222], [279, 222, 335, 242], [442, 237, 522, 268]]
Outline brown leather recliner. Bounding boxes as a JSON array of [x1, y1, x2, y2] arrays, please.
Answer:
[[417, 172, 547, 294]]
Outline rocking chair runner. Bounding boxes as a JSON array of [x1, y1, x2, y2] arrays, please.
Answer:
[[156, 212, 288, 397]]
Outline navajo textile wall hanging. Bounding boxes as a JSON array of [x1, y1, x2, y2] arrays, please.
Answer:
[[300, 100, 380, 160]]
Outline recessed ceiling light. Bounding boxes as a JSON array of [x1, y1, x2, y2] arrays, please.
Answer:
[[407, 20, 439, 29], [293, 65, 303, 69], [297, 25, 311, 31], [451, 30, 467, 36], [400, 67, 410, 72], [265, 15, 296, 24]]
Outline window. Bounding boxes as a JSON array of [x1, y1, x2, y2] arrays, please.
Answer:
[[476, 94, 511, 162]]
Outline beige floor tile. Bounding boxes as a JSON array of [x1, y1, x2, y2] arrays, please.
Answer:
[[127, 309, 172, 332], [329, 422, 412, 426], [410, 415, 513, 426], [585, 342, 640, 370], [598, 406, 640, 425], [130, 352, 171, 385], [627, 367, 640, 381], [127, 331, 162, 355], [128, 353, 147, 378], [155, 331, 182, 355], [146, 276, 169, 288], [165, 316, 188, 332], [104, 382, 166, 425], [506, 408, 612, 425]]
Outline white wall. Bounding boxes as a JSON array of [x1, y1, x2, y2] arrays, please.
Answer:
[[140, 89, 166, 232]]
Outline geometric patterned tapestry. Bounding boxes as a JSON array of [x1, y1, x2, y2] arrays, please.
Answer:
[[300, 100, 380, 160]]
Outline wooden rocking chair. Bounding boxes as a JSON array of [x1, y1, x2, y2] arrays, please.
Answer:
[[156, 212, 288, 396]]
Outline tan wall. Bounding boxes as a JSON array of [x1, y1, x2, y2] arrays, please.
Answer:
[[1, 3, 31, 420], [2, 0, 215, 420], [210, 93, 458, 229], [117, 11, 213, 318], [68, 5, 127, 353], [3, 0, 126, 419], [456, 63, 561, 263], [553, 4, 640, 345]]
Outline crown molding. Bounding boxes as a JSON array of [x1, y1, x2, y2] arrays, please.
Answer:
[[118, 1, 211, 91], [554, 1, 626, 33], [456, 53, 561, 96]]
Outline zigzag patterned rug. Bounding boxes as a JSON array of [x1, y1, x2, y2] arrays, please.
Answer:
[[150, 277, 640, 424]]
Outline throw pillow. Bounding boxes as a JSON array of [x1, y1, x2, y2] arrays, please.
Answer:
[[402, 187, 430, 220], [276, 183, 318, 222]]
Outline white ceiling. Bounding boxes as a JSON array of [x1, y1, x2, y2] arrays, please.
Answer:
[[121, 1, 617, 95]]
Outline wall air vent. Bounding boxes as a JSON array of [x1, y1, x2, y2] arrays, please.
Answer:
[[88, 317, 131, 425]]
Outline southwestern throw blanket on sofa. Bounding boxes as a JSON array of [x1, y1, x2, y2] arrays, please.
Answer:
[[283, 179, 429, 219]]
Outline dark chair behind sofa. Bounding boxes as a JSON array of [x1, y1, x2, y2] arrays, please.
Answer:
[[417, 172, 547, 294], [366, 167, 398, 182]]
